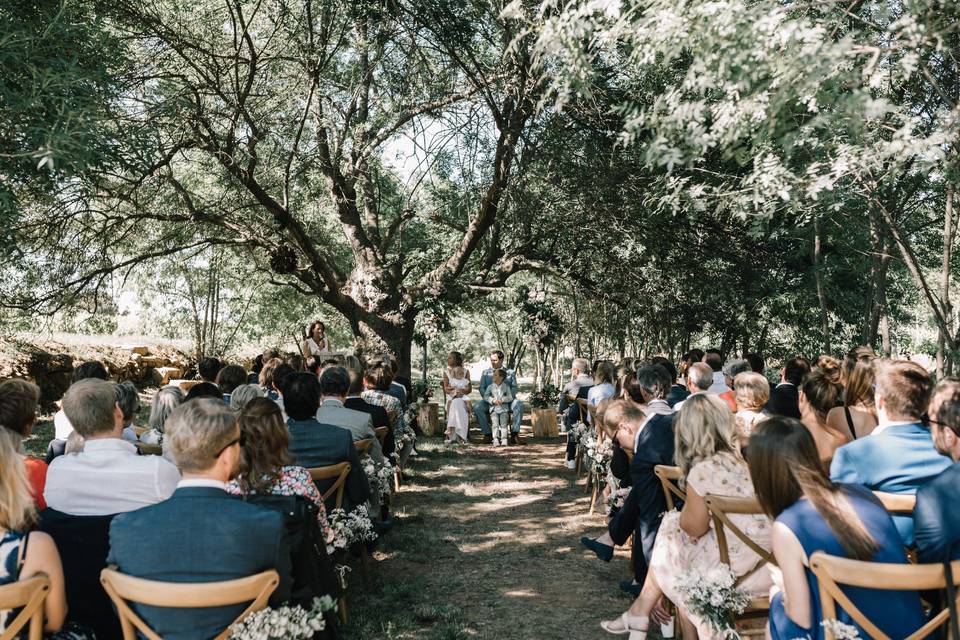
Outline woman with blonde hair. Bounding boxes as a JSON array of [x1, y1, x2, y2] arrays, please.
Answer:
[[600, 394, 772, 639], [826, 346, 878, 439], [0, 429, 76, 636], [733, 371, 770, 438]]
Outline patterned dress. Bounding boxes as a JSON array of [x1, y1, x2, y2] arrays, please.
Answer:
[[226, 466, 332, 541], [651, 452, 773, 640]]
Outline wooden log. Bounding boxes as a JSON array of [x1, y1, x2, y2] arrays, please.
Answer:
[[139, 356, 171, 368], [531, 408, 559, 437], [170, 379, 202, 392], [151, 367, 183, 386], [417, 402, 439, 436], [129, 346, 150, 356]]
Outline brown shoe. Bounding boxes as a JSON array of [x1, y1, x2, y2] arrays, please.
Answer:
[[482, 435, 493, 444]]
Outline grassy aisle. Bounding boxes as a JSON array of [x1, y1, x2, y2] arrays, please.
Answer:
[[344, 430, 632, 639]]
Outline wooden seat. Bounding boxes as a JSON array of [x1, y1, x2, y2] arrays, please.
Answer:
[[810, 552, 960, 640], [703, 494, 775, 636], [0, 574, 50, 640], [100, 569, 279, 640], [873, 491, 916, 514], [374, 426, 389, 448], [355, 438, 374, 456], [309, 462, 351, 509], [653, 465, 686, 511], [136, 443, 162, 456]]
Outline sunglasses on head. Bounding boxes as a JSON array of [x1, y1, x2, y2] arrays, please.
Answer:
[[214, 433, 245, 458]]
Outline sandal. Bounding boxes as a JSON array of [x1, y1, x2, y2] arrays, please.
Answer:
[[600, 612, 648, 637]]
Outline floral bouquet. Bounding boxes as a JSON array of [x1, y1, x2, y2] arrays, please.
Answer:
[[821, 620, 863, 639], [587, 436, 613, 477], [606, 486, 631, 516], [570, 421, 589, 444], [325, 505, 377, 555], [376, 460, 395, 502], [674, 565, 750, 639], [228, 595, 336, 639], [528, 383, 560, 409]]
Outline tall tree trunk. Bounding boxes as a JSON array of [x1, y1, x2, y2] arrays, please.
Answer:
[[938, 186, 956, 377], [813, 216, 832, 355]]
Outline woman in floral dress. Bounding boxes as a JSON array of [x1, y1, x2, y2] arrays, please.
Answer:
[[601, 394, 772, 639], [225, 398, 331, 541]]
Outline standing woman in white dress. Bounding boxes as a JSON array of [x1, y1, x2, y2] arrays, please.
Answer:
[[443, 351, 471, 444], [302, 320, 332, 357]]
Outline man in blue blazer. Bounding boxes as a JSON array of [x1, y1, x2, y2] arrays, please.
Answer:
[[830, 360, 951, 546], [284, 372, 371, 511], [107, 399, 291, 640], [915, 378, 960, 563]]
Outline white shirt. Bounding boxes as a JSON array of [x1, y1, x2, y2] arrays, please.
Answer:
[[872, 420, 918, 436], [44, 438, 181, 516], [54, 410, 74, 440], [177, 478, 226, 490], [707, 371, 731, 395]]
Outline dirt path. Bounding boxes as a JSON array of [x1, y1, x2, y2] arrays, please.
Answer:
[[345, 428, 634, 639]]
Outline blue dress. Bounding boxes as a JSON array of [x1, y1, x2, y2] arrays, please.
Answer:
[[769, 485, 927, 639]]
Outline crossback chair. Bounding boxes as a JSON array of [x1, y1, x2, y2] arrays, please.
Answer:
[[354, 438, 374, 456], [374, 426, 389, 448], [653, 465, 686, 511], [0, 575, 50, 640], [810, 552, 960, 640], [309, 462, 351, 509], [100, 569, 279, 640], [704, 493, 776, 636], [873, 491, 916, 515]]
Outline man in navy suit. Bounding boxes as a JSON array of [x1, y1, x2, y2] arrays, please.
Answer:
[[284, 372, 371, 511], [764, 356, 809, 419], [830, 359, 951, 546], [915, 378, 960, 563], [107, 399, 292, 640]]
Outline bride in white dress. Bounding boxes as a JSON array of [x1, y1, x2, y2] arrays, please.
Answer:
[[443, 351, 471, 444]]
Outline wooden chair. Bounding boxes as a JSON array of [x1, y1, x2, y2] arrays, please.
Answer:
[[0, 575, 50, 640], [100, 569, 279, 640], [873, 491, 916, 514], [136, 443, 162, 456], [653, 465, 686, 511], [704, 494, 776, 636], [309, 462, 351, 509], [355, 438, 374, 456], [810, 552, 960, 640], [374, 426, 389, 448]]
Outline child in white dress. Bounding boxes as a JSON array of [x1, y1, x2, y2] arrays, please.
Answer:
[[484, 369, 513, 446]]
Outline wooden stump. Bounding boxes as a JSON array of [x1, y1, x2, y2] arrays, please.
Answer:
[[417, 402, 440, 436], [531, 408, 559, 437], [151, 366, 183, 386], [170, 379, 202, 393]]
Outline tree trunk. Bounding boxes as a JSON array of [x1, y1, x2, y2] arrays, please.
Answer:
[[938, 186, 956, 377], [813, 216, 832, 355]]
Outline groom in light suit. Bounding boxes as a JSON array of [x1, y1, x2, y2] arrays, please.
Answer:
[[473, 350, 523, 445]]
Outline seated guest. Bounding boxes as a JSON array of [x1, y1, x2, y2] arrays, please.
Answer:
[[765, 356, 810, 419], [116, 381, 142, 444], [0, 429, 75, 637], [362, 364, 414, 467], [830, 359, 951, 545], [0, 379, 48, 508], [587, 361, 616, 421], [197, 356, 222, 383], [672, 362, 712, 411], [473, 350, 523, 445], [915, 378, 960, 562], [750, 417, 927, 640], [229, 383, 265, 411], [745, 352, 765, 374], [317, 367, 383, 465], [827, 346, 878, 439], [147, 386, 183, 437], [285, 354, 306, 372], [379, 354, 408, 408], [215, 364, 248, 404], [651, 357, 686, 407], [703, 350, 730, 394], [108, 399, 291, 639], [558, 357, 593, 433], [799, 369, 849, 462], [601, 395, 771, 638], [734, 371, 769, 438], [343, 354, 363, 374], [45, 379, 180, 515], [305, 355, 323, 377], [184, 382, 222, 402], [720, 358, 751, 409], [344, 369, 392, 455], [286, 373, 371, 510], [226, 398, 331, 539], [582, 365, 676, 592], [49, 361, 110, 462], [259, 357, 284, 400]]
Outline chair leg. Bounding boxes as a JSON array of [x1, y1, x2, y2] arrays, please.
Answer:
[[394, 468, 401, 492], [589, 480, 598, 515], [339, 596, 348, 624]]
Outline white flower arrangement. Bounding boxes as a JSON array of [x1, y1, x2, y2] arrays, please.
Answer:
[[588, 437, 613, 476], [675, 564, 750, 639], [360, 455, 395, 503], [228, 596, 336, 639], [325, 505, 377, 555], [821, 620, 862, 639], [605, 486, 631, 516]]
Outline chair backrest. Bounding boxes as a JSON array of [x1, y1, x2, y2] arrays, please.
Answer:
[[136, 443, 163, 456], [0, 575, 50, 640], [703, 494, 776, 588], [374, 426, 389, 447], [810, 551, 960, 640], [309, 462, 351, 509], [873, 491, 916, 515], [355, 438, 374, 456], [653, 465, 686, 511], [100, 569, 279, 640]]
